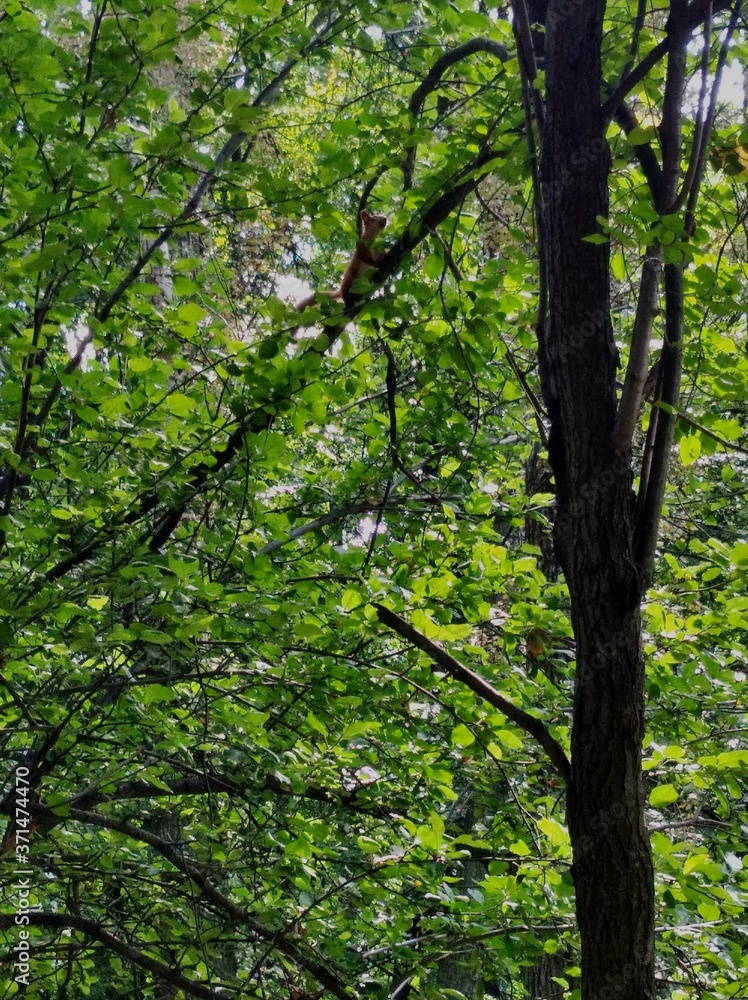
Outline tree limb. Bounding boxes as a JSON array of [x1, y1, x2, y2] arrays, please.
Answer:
[[29, 804, 351, 999], [612, 102, 662, 205], [40, 144, 507, 578], [510, 0, 545, 131], [373, 604, 571, 783], [0, 911, 228, 1000], [404, 39, 509, 189], [683, 0, 741, 230], [612, 246, 661, 453], [633, 1, 690, 586], [634, 263, 684, 585]]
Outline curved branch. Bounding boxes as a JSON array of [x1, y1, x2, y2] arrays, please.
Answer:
[[612, 102, 662, 205], [404, 38, 509, 189], [374, 604, 571, 783]]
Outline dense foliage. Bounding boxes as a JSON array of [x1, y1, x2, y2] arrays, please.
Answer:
[[0, 2, 746, 999]]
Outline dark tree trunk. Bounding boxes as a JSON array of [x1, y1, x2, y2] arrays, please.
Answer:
[[538, 3, 655, 1000], [522, 951, 575, 1000]]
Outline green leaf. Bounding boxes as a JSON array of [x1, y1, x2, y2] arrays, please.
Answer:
[[166, 393, 197, 417], [611, 252, 626, 281], [627, 126, 657, 145], [341, 720, 381, 740], [451, 723, 476, 747], [416, 811, 445, 851], [537, 817, 570, 848], [306, 711, 328, 737], [142, 684, 176, 704], [678, 435, 701, 466], [509, 839, 531, 856], [424, 254, 444, 278], [340, 588, 364, 611], [649, 784, 678, 807], [582, 233, 609, 245]]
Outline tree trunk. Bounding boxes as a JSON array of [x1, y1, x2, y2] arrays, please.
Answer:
[[522, 951, 574, 1000], [538, 4, 655, 1000]]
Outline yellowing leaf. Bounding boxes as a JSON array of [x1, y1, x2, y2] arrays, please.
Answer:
[[678, 435, 701, 466], [649, 784, 678, 807], [537, 817, 570, 848], [451, 723, 475, 747]]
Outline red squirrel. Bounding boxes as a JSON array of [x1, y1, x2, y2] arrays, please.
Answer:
[[296, 209, 387, 315]]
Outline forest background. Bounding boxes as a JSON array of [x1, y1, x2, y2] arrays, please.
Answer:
[[0, 2, 747, 1000]]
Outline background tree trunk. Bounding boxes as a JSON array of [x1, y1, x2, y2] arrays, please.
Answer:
[[522, 951, 574, 1000]]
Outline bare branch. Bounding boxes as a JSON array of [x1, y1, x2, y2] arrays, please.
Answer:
[[373, 604, 571, 783], [404, 39, 509, 189], [612, 247, 661, 453]]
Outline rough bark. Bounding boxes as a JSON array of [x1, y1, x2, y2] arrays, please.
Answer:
[[522, 951, 575, 1000], [435, 793, 485, 999], [538, 3, 655, 1000]]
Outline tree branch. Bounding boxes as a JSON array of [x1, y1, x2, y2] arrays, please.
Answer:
[[612, 246, 661, 453], [0, 771, 405, 857], [683, 0, 741, 230], [0, 911, 227, 1000], [612, 102, 662, 204], [510, 0, 545, 131], [403, 39, 509, 189], [634, 263, 684, 585], [4, 8, 348, 492], [664, 402, 748, 455], [632, 0, 690, 586], [29, 804, 351, 999], [373, 604, 571, 783], [40, 144, 507, 577], [601, 0, 733, 121]]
